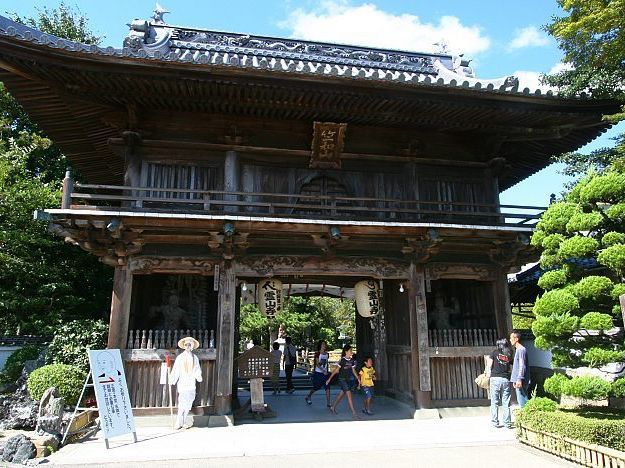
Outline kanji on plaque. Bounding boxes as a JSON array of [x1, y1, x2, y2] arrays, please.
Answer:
[[88, 349, 136, 439], [310, 122, 347, 169], [257, 278, 283, 318]]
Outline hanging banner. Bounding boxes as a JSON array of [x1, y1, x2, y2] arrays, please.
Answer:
[[258, 278, 283, 318], [355, 279, 380, 318], [88, 349, 135, 439]]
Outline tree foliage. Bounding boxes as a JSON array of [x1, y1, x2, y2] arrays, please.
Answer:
[[546, 1, 625, 181], [531, 166, 625, 368], [0, 4, 111, 335], [239, 296, 357, 350]]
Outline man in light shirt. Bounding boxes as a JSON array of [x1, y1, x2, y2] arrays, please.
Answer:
[[510, 330, 529, 408]]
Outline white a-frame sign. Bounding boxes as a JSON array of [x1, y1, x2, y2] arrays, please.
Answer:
[[88, 349, 136, 448]]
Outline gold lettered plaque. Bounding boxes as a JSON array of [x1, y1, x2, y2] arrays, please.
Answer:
[[310, 122, 347, 169]]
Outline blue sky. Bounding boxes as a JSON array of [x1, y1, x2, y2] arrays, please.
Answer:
[[2, 0, 622, 206]]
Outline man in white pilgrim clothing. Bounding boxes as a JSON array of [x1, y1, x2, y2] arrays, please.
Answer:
[[170, 336, 202, 429]]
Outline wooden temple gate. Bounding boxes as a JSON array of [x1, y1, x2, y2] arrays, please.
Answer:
[[0, 9, 616, 417]]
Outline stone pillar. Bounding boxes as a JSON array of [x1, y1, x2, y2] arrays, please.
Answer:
[[224, 150, 239, 213], [107, 266, 133, 349], [408, 262, 432, 408], [215, 261, 236, 414], [493, 270, 513, 337]]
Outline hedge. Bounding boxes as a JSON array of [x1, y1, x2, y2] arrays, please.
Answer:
[[516, 409, 625, 452], [0, 345, 42, 384]]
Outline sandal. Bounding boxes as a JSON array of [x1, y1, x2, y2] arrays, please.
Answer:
[[329, 406, 338, 414]]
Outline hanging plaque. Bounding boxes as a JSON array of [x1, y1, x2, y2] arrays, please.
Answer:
[[310, 122, 347, 169], [355, 279, 380, 318], [257, 278, 283, 318]]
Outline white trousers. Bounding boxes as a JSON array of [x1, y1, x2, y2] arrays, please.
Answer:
[[176, 388, 196, 428]]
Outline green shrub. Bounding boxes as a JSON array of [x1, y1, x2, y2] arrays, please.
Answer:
[[607, 203, 625, 222], [27, 364, 86, 404], [537, 270, 567, 290], [533, 290, 579, 317], [542, 233, 566, 252], [598, 244, 625, 274], [539, 252, 560, 268], [531, 314, 579, 338], [579, 312, 614, 330], [611, 378, 625, 398], [531, 229, 547, 247], [581, 348, 624, 367], [516, 409, 625, 451], [579, 171, 625, 204], [611, 283, 625, 300], [537, 202, 579, 233], [558, 236, 599, 259], [544, 373, 569, 399], [572, 276, 614, 300], [523, 397, 558, 412], [47, 319, 108, 371], [566, 211, 603, 232], [602, 231, 625, 247], [0, 345, 42, 384], [562, 376, 612, 401]]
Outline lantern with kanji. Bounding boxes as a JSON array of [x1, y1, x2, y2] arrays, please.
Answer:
[[355, 279, 380, 318], [257, 278, 283, 318]]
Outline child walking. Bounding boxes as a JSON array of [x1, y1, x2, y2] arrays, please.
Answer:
[[326, 344, 361, 419], [359, 357, 376, 415], [270, 341, 282, 395], [304, 340, 331, 407]]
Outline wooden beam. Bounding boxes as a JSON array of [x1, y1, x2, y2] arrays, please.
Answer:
[[107, 265, 132, 349], [214, 261, 236, 415], [429, 346, 493, 358], [408, 262, 432, 408]]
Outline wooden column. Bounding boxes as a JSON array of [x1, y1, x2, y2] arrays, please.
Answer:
[[224, 150, 239, 213], [215, 261, 236, 414], [493, 271, 512, 337], [107, 266, 133, 349], [408, 262, 432, 408], [122, 131, 142, 208]]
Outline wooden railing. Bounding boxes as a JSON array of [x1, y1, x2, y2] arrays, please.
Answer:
[[428, 329, 497, 347], [518, 425, 625, 467], [127, 329, 215, 349], [61, 182, 545, 228]]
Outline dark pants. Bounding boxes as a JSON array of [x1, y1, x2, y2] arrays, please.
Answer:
[[285, 364, 295, 391]]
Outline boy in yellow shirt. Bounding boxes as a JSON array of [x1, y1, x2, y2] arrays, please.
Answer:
[[359, 357, 376, 415]]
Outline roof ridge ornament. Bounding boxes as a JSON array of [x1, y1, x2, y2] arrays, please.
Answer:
[[153, 3, 170, 25]]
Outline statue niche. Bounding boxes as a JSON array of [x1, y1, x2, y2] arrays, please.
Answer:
[[150, 292, 190, 330]]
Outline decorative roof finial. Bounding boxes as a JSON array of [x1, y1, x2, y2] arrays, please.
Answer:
[[152, 3, 170, 24], [433, 41, 449, 54]]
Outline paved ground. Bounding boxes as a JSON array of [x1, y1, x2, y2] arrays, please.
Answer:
[[41, 390, 575, 467]]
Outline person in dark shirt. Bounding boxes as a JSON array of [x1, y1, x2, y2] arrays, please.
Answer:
[[326, 344, 361, 419], [485, 338, 514, 428]]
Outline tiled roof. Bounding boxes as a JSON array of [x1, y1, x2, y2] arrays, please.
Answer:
[[0, 11, 579, 98]]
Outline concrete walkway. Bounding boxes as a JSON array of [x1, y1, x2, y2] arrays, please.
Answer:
[[43, 391, 573, 467]]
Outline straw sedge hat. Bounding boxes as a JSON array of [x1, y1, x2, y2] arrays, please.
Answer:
[[178, 336, 200, 350]]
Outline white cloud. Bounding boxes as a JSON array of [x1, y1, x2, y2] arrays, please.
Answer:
[[280, 2, 491, 56], [508, 26, 549, 51], [513, 62, 574, 91]]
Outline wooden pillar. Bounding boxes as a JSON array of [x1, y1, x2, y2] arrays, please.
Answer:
[[107, 266, 133, 349], [408, 262, 432, 408], [215, 261, 236, 414], [122, 131, 142, 208], [224, 150, 239, 213], [493, 270, 512, 337]]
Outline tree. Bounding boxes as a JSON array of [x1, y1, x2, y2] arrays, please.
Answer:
[[0, 4, 111, 335], [239, 296, 356, 350], [546, 0, 625, 182], [530, 167, 625, 368]]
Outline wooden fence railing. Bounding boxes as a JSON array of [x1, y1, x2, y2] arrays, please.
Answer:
[[428, 328, 497, 347], [518, 425, 625, 467], [127, 329, 215, 349], [61, 182, 545, 228]]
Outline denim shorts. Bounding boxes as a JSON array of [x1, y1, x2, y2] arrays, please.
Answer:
[[311, 371, 329, 390], [362, 386, 374, 399], [338, 378, 356, 392]]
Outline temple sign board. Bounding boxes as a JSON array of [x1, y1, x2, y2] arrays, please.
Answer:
[[310, 122, 347, 169], [88, 349, 136, 442]]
